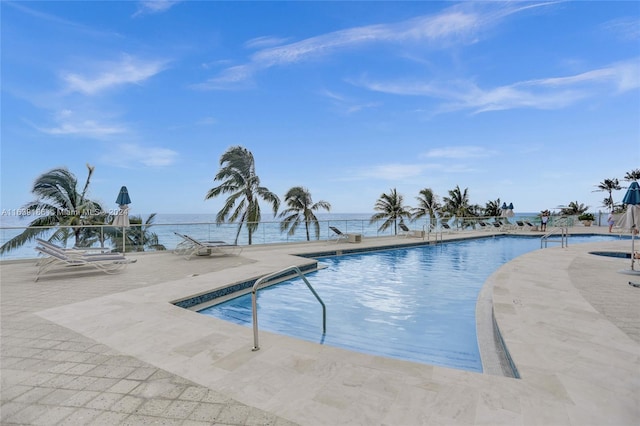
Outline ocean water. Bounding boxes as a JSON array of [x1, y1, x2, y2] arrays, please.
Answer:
[[1, 212, 547, 260]]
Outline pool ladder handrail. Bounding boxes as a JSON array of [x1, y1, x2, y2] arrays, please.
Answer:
[[251, 265, 326, 351], [540, 226, 569, 248], [426, 224, 443, 244]]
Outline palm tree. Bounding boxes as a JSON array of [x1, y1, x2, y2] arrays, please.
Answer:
[[484, 198, 502, 218], [594, 178, 621, 212], [370, 188, 412, 235], [0, 165, 105, 254], [412, 188, 440, 226], [205, 146, 280, 245], [624, 169, 640, 182], [560, 201, 589, 215], [107, 213, 166, 252], [441, 185, 473, 218], [279, 187, 331, 241]]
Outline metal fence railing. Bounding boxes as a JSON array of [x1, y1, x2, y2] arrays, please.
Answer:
[[0, 213, 586, 261]]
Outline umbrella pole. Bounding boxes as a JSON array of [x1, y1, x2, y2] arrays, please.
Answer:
[[123, 227, 125, 254], [633, 208, 636, 271], [632, 229, 636, 271]]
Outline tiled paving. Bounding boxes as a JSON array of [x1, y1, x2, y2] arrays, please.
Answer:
[[1, 253, 296, 425], [1, 227, 639, 425]]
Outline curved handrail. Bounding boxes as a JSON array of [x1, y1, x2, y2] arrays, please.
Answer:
[[251, 265, 326, 351], [541, 226, 569, 248]]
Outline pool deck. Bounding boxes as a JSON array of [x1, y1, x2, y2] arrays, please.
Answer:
[[1, 227, 639, 425]]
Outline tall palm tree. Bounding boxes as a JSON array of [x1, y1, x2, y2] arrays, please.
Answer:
[[594, 178, 621, 212], [279, 186, 331, 241], [205, 146, 280, 245], [370, 188, 412, 235], [412, 188, 440, 225], [0, 165, 104, 254], [441, 185, 472, 218], [624, 169, 640, 182]]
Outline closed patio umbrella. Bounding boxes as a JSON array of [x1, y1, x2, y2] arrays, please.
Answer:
[[617, 181, 640, 271], [113, 186, 131, 252], [506, 203, 515, 218]]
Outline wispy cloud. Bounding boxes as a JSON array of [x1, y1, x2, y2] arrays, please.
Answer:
[[358, 58, 640, 114], [421, 146, 496, 159], [319, 89, 381, 114], [103, 143, 178, 167], [197, 116, 217, 125], [36, 109, 126, 138], [40, 120, 125, 137], [244, 36, 290, 50], [198, 2, 550, 90], [5, 1, 122, 38], [133, 0, 181, 17], [601, 17, 640, 41], [349, 160, 479, 182], [62, 54, 167, 95], [361, 164, 431, 180]]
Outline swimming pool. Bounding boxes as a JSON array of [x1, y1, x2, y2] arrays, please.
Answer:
[[199, 235, 626, 372]]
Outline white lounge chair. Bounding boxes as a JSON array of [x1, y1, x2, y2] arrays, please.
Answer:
[[477, 221, 491, 231], [399, 223, 422, 238], [174, 232, 242, 259], [329, 226, 360, 243], [34, 245, 135, 281], [441, 222, 455, 233], [35, 238, 114, 266], [489, 221, 503, 230]]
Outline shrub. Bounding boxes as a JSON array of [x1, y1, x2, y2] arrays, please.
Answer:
[[578, 213, 595, 221]]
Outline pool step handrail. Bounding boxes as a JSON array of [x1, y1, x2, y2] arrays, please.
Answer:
[[541, 226, 569, 248], [251, 265, 326, 351]]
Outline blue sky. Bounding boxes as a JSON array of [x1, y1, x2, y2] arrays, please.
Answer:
[[1, 1, 639, 217]]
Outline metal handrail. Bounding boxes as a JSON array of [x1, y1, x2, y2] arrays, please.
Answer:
[[541, 226, 569, 248], [251, 265, 326, 351]]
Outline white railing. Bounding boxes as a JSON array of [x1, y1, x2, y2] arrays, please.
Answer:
[[0, 213, 581, 260], [0, 218, 431, 260]]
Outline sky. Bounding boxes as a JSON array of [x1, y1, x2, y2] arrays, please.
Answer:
[[1, 1, 639, 218]]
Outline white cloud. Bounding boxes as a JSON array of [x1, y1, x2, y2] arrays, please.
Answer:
[[362, 164, 429, 180], [357, 58, 640, 113], [133, 1, 181, 17], [244, 36, 290, 49], [200, 2, 547, 90], [62, 54, 166, 95], [40, 120, 125, 137], [601, 17, 640, 42], [519, 60, 640, 92], [319, 89, 381, 114], [37, 109, 126, 138], [195, 65, 255, 90], [422, 146, 496, 159], [104, 143, 178, 167], [6, 1, 121, 38]]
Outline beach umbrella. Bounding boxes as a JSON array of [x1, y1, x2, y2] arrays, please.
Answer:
[[617, 181, 640, 271], [115, 186, 132, 206], [506, 202, 515, 218], [500, 202, 508, 218], [113, 186, 131, 252]]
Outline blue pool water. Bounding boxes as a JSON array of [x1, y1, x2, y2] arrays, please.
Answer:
[[199, 235, 626, 372]]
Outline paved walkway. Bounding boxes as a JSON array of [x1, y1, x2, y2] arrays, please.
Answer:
[[1, 228, 639, 425], [1, 249, 296, 425]]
